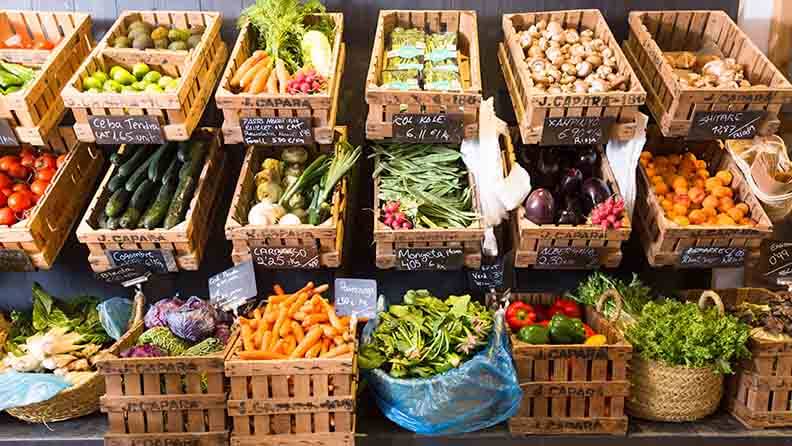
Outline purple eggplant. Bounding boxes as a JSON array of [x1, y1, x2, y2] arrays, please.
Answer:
[[575, 147, 599, 177], [524, 189, 556, 225], [536, 149, 561, 189], [558, 168, 583, 197], [557, 196, 584, 225], [581, 177, 611, 214]]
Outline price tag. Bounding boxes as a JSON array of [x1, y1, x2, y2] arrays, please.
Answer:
[[688, 111, 765, 140], [252, 246, 320, 269], [395, 247, 465, 271], [392, 113, 464, 144], [94, 264, 149, 284], [678, 247, 746, 268], [209, 260, 258, 312], [541, 116, 614, 146], [468, 258, 505, 289], [535, 247, 599, 269], [0, 249, 34, 271], [240, 117, 313, 146], [760, 240, 792, 283], [334, 278, 377, 319], [0, 119, 19, 146], [105, 249, 177, 274], [89, 116, 164, 145]]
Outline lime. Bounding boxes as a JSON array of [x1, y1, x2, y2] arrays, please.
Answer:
[[132, 62, 150, 80]]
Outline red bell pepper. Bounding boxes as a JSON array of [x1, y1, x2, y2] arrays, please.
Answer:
[[506, 301, 537, 331], [533, 303, 549, 321], [583, 323, 596, 338], [548, 298, 582, 319]]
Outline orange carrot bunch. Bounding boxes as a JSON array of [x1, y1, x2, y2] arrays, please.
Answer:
[[237, 282, 355, 360]]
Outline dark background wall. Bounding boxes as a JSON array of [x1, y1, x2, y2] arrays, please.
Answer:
[[0, 1, 740, 310]]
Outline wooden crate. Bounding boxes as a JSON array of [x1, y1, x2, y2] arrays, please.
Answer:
[[215, 14, 344, 145], [500, 10, 646, 145], [225, 335, 357, 446], [62, 14, 227, 143], [0, 10, 93, 146], [636, 128, 773, 268], [96, 322, 235, 446], [623, 10, 792, 138], [505, 292, 631, 435], [75, 127, 224, 272], [0, 127, 103, 270], [365, 10, 482, 140], [504, 132, 631, 269], [225, 127, 349, 269]]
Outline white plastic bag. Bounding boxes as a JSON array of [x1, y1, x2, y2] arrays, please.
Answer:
[[606, 113, 649, 218]]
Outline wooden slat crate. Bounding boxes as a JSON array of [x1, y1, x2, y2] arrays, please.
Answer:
[[623, 10, 792, 138], [635, 128, 773, 268], [215, 14, 344, 145], [225, 127, 348, 269], [75, 127, 224, 272], [62, 12, 227, 143], [0, 10, 93, 146], [504, 292, 631, 435], [365, 10, 482, 140], [500, 10, 646, 145], [504, 131, 631, 269], [0, 127, 103, 270], [679, 288, 792, 429], [96, 322, 236, 446], [225, 335, 357, 446]]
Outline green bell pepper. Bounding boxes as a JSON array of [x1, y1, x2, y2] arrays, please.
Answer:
[[517, 325, 550, 344], [548, 314, 586, 344]]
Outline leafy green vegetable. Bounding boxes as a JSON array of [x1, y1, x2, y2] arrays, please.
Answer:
[[308, 140, 360, 225], [359, 289, 493, 378], [625, 299, 751, 374], [570, 272, 653, 326]]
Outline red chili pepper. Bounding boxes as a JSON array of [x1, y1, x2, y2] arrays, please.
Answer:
[[583, 323, 596, 338], [506, 301, 537, 331], [548, 298, 582, 319]]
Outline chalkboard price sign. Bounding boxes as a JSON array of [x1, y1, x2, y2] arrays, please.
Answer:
[[535, 247, 599, 269], [678, 247, 746, 268], [541, 116, 614, 146], [468, 258, 505, 289], [0, 249, 34, 271], [761, 240, 792, 283], [334, 278, 377, 319], [209, 260, 258, 312], [392, 113, 464, 143], [88, 116, 165, 145], [105, 249, 177, 274], [94, 264, 149, 284], [240, 117, 313, 146], [252, 246, 320, 269], [688, 111, 765, 140], [0, 119, 19, 147], [395, 247, 465, 271]]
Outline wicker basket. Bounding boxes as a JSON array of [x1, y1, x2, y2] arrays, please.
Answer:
[[5, 292, 145, 423], [626, 291, 726, 422]]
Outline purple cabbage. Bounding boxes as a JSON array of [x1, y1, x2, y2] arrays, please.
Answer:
[[165, 297, 216, 343], [213, 323, 231, 345], [121, 344, 165, 358], [144, 297, 184, 329]]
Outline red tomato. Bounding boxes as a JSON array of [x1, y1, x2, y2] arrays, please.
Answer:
[[35, 167, 55, 182], [56, 154, 67, 168], [0, 193, 8, 208], [12, 183, 30, 194], [0, 155, 20, 172], [34, 154, 57, 170], [0, 173, 12, 190], [19, 147, 37, 158], [20, 154, 36, 168], [0, 207, 16, 226], [1, 188, 12, 197], [7, 192, 33, 212], [30, 180, 49, 197], [7, 163, 29, 180]]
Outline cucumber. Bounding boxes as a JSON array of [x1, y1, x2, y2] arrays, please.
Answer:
[[161, 156, 181, 186], [110, 146, 137, 166], [176, 141, 192, 162], [107, 172, 129, 193], [97, 211, 109, 229], [120, 179, 157, 229], [147, 142, 174, 182], [125, 151, 156, 192], [106, 215, 122, 230], [117, 146, 151, 178], [140, 172, 179, 229], [164, 141, 208, 229], [105, 187, 132, 218]]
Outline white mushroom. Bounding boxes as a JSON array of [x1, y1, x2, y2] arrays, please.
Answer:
[[575, 61, 593, 78]]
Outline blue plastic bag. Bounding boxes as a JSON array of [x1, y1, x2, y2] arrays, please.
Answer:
[[0, 371, 71, 411], [363, 309, 522, 435], [98, 297, 133, 340]]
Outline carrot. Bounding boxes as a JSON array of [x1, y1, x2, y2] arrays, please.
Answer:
[[270, 306, 288, 350], [241, 324, 255, 352], [240, 56, 270, 90], [249, 59, 274, 94], [321, 343, 352, 358], [339, 316, 351, 326], [264, 311, 278, 323], [261, 331, 271, 353], [292, 311, 306, 321], [266, 65, 279, 93], [295, 282, 315, 296], [321, 338, 331, 355], [302, 313, 329, 328], [269, 293, 291, 305], [275, 58, 290, 94], [306, 343, 322, 358], [272, 339, 286, 355], [327, 305, 344, 332], [284, 335, 297, 355], [300, 303, 315, 314], [313, 284, 329, 295], [273, 284, 285, 296], [321, 324, 338, 337], [333, 335, 345, 346], [231, 50, 267, 88], [288, 292, 309, 317], [291, 321, 305, 343], [279, 318, 293, 337], [254, 322, 268, 349], [281, 294, 298, 310], [239, 350, 286, 360], [291, 325, 323, 358]]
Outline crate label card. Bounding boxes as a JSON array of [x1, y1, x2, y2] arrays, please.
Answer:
[[209, 260, 258, 312], [0, 119, 19, 146], [105, 249, 177, 274], [541, 116, 614, 146], [468, 257, 506, 289], [89, 116, 165, 145], [678, 247, 746, 268], [392, 113, 464, 143], [0, 249, 34, 271], [240, 117, 313, 146], [252, 246, 320, 269], [94, 264, 149, 284], [761, 240, 792, 283], [395, 247, 465, 271], [688, 111, 765, 140], [334, 278, 377, 319], [536, 247, 600, 269]]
